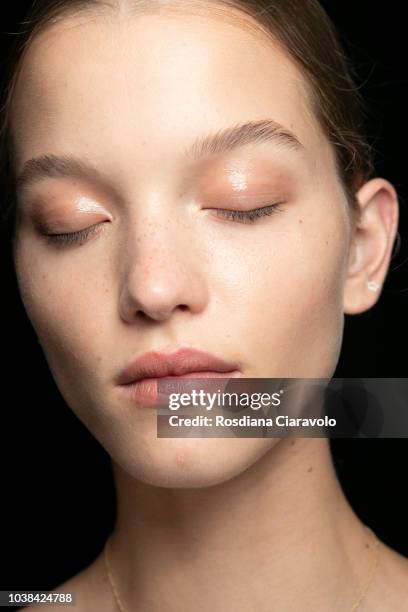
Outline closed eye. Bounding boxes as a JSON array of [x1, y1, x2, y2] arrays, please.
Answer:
[[44, 221, 108, 246], [211, 201, 285, 223], [42, 201, 284, 247]]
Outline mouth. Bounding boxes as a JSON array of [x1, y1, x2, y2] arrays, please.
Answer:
[[118, 370, 242, 407], [115, 347, 242, 407]]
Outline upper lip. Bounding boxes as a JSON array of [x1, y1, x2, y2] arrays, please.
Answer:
[[116, 347, 240, 385]]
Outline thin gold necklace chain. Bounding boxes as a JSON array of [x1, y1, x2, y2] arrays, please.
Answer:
[[351, 526, 380, 611], [104, 535, 126, 612], [103, 526, 380, 612]]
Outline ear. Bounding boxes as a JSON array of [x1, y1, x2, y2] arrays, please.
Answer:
[[343, 178, 399, 315]]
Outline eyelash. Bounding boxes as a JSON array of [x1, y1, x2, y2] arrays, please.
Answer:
[[45, 222, 104, 246], [213, 202, 284, 223], [44, 202, 284, 246]]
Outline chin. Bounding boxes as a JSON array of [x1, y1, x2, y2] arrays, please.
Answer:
[[111, 436, 277, 489]]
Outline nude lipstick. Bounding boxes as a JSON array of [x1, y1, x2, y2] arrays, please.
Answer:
[[116, 347, 242, 406]]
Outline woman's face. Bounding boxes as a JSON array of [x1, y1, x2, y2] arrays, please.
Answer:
[[12, 7, 353, 487]]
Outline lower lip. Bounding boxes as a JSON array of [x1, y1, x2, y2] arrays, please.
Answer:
[[118, 371, 242, 407]]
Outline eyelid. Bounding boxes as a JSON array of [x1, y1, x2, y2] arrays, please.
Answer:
[[44, 220, 108, 246], [74, 196, 113, 216], [209, 201, 285, 223], [39, 199, 284, 248]]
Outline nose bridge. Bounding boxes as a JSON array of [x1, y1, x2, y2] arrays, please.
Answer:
[[136, 219, 184, 290], [118, 199, 206, 323], [129, 198, 188, 274]]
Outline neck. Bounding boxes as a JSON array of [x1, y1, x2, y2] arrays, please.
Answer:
[[108, 439, 376, 611]]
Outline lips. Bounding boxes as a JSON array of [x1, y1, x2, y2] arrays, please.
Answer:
[[116, 347, 240, 385], [115, 347, 242, 407]]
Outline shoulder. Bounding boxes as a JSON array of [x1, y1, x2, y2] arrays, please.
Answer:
[[21, 551, 114, 612]]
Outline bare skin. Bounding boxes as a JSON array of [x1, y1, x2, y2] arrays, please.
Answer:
[[11, 3, 406, 611], [26, 441, 408, 611]]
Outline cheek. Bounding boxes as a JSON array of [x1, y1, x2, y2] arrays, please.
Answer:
[[14, 238, 111, 376], [216, 213, 348, 376]]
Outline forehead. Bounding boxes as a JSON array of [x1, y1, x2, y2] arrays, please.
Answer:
[[10, 7, 328, 177]]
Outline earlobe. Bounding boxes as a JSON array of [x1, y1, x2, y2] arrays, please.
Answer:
[[343, 177, 399, 315]]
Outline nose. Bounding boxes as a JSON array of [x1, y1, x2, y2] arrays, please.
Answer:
[[118, 216, 208, 324]]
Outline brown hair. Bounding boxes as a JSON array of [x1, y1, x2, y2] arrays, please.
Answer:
[[0, 0, 379, 239]]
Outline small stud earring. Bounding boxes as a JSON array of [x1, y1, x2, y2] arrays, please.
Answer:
[[367, 280, 381, 292]]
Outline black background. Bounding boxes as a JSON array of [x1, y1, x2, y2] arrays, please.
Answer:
[[0, 0, 407, 601]]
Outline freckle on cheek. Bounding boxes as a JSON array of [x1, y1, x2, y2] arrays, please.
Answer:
[[175, 452, 186, 468]]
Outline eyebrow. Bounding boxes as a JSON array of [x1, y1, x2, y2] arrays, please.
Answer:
[[184, 118, 304, 160], [15, 119, 304, 193], [15, 155, 104, 195]]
